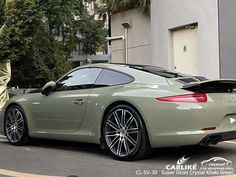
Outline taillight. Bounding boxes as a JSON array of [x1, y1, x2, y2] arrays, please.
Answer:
[[156, 93, 207, 103]]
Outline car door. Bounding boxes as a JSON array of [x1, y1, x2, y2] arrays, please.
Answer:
[[31, 67, 102, 133]]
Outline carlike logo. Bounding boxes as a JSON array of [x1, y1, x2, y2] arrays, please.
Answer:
[[177, 156, 190, 165], [162, 156, 198, 176], [165, 156, 197, 171]]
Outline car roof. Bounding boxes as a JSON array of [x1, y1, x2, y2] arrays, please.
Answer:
[[63, 63, 193, 86], [80, 63, 185, 78], [80, 63, 164, 71], [76, 63, 175, 84]]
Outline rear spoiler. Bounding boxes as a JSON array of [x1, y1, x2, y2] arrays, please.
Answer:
[[182, 79, 236, 93]]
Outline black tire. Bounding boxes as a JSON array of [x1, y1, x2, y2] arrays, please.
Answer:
[[4, 105, 29, 146], [102, 104, 151, 161]]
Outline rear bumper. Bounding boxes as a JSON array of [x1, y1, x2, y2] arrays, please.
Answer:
[[200, 131, 236, 145], [150, 130, 236, 148], [138, 93, 236, 148]]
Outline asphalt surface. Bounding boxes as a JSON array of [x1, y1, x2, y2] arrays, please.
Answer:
[[0, 135, 235, 177]]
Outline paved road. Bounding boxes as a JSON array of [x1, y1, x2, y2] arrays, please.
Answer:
[[0, 135, 235, 177]]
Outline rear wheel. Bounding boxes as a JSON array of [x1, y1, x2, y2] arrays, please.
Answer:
[[4, 106, 29, 145], [103, 104, 151, 160]]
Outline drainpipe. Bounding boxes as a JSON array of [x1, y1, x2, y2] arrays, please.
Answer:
[[124, 28, 128, 64], [106, 36, 125, 63], [122, 21, 132, 64]]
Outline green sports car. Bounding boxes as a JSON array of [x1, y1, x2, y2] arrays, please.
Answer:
[[1, 63, 236, 160]]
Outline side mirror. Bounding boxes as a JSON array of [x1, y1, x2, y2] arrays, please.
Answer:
[[41, 81, 56, 96]]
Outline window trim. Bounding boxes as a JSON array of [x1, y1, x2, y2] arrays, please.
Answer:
[[53, 66, 135, 92]]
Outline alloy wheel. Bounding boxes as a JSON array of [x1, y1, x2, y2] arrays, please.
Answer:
[[104, 108, 141, 157], [5, 107, 25, 143]]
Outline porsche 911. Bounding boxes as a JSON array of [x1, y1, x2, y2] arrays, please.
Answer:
[[1, 63, 236, 160]]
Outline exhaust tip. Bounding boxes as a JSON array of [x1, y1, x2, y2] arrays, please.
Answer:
[[201, 136, 221, 145], [210, 136, 221, 145]]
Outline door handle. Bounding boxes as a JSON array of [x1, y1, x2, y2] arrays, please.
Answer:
[[74, 99, 85, 105]]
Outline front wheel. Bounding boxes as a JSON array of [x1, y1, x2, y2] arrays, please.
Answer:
[[103, 104, 151, 160], [4, 105, 29, 145]]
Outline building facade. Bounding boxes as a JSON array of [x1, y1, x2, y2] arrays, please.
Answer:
[[151, 0, 220, 79], [111, 0, 236, 79], [152, 0, 236, 79], [110, 9, 151, 65]]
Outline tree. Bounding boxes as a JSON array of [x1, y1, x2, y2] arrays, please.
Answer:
[[0, 0, 43, 62], [99, 0, 150, 14], [0, 0, 5, 26], [78, 14, 107, 55], [0, 0, 107, 88], [10, 29, 72, 88], [38, 0, 107, 56]]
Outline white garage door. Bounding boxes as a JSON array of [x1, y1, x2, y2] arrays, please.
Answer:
[[173, 26, 198, 75]]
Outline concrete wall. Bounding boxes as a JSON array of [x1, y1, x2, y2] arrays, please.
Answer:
[[151, 0, 220, 79], [219, 0, 236, 79], [111, 9, 151, 65]]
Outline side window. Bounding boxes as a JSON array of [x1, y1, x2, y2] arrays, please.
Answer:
[[95, 69, 134, 86], [55, 68, 102, 91]]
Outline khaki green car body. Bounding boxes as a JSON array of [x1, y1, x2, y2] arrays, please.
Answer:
[[1, 64, 236, 148]]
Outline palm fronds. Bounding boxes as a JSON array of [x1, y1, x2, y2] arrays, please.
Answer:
[[99, 0, 150, 14]]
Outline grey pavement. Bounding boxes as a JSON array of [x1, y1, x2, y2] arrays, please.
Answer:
[[0, 135, 235, 177]]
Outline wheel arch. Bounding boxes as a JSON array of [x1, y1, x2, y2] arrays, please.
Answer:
[[3, 103, 30, 135], [100, 100, 151, 147], [4, 103, 25, 118], [5, 103, 22, 112]]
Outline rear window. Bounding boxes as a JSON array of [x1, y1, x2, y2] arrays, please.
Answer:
[[95, 69, 134, 86], [129, 65, 186, 78], [128, 65, 208, 83]]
